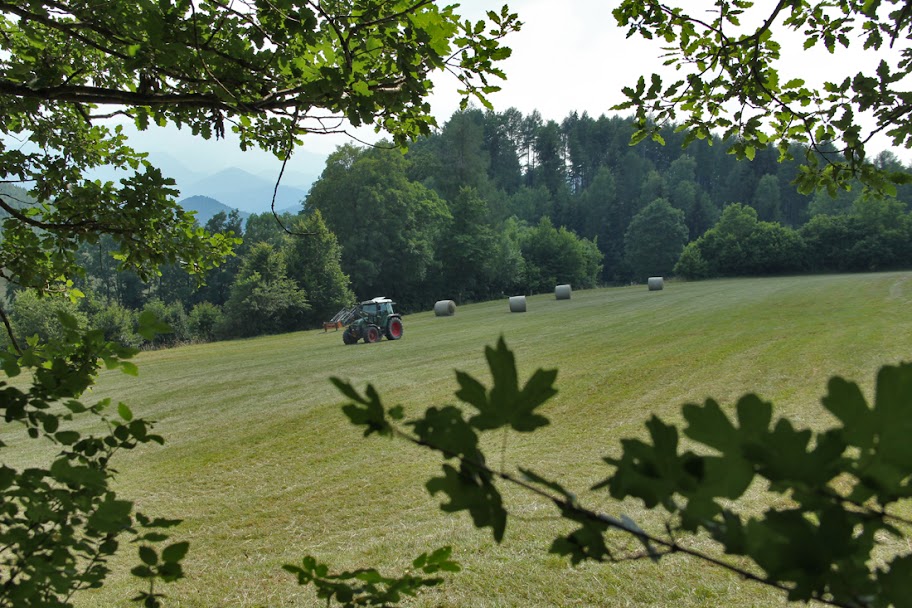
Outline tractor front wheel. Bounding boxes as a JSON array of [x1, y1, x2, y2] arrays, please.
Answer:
[[364, 325, 381, 343], [342, 329, 357, 345], [385, 317, 403, 340]]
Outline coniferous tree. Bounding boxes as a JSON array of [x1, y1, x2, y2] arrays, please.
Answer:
[[284, 211, 354, 325]]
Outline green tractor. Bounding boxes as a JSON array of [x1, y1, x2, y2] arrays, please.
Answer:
[[342, 297, 403, 345]]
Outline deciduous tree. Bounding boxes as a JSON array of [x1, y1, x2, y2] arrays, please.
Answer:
[[306, 145, 450, 308], [283, 210, 354, 325], [613, 0, 912, 194], [0, 1, 519, 604], [221, 242, 310, 337], [623, 197, 689, 279]]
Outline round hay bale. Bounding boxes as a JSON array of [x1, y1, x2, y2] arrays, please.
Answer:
[[434, 299, 456, 317], [509, 295, 527, 313], [647, 277, 664, 291], [555, 284, 572, 300]]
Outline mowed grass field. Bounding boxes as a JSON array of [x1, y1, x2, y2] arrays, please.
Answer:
[[12, 272, 912, 607]]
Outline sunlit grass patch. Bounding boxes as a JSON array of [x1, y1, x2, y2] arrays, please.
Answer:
[[46, 272, 912, 607]]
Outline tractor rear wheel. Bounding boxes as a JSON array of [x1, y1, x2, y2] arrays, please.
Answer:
[[342, 329, 357, 345], [385, 317, 403, 340], [364, 325, 381, 343]]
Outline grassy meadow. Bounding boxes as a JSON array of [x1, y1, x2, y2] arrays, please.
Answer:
[[10, 272, 912, 607]]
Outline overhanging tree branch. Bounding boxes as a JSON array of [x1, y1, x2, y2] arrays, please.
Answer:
[[387, 423, 859, 608]]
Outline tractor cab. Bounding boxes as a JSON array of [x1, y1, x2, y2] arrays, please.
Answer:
[[359, 297, 395, 322]]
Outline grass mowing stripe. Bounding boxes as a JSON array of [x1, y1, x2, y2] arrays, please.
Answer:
[[16, 272, 902, 607]]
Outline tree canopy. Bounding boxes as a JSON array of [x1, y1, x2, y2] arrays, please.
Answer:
[[623, 196, 689, 279], [0, 0, 519, 313], [612, 0, 912, 194], [0, 1, 519, 604]]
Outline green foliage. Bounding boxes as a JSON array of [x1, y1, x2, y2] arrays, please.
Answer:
[[187, 302, 223, 343], [709, 193, 912, 275], [506, 185, 554, 224], [435, 187, 501, 302], [741, 221, 807, 275], [529, 121, 569, 196], [752, 174, 784, 223], [519, 217, 602, 293], [455, 338, 556, 433], [8, 289, 88, 346], [488, 218, 526, 295], [220, 243, 311, 338], [283, 210, 354, 325], [66, 108, 871, 317], [242, 212, 297, 249], [425, 110, 493, 202], [81, 293, 141, 348], [800, 213, 869, 272], [284, 547, 459, 607], [140, 299, 189, 347], [675, 204, 807, 279], [306, 144, 451, 309], [2, 2, 519, 605], [623, 197, 689, 280], [809, 186, 858, 218], [602, 363, 912, 605], [335, 338, 912, 608], [673, 242, 711, 280], [612, 1, 912, 193], [0, 315, 184, 607]]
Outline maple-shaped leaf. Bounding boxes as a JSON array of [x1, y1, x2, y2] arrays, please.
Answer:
[[408, 406, 481, 461], [426, 463, 507, 542], [454, 337, 556, 432], [331, 378, 393, 437]]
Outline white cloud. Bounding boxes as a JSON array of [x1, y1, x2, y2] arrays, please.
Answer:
[[429, 0, 664, 124], [130, 1, 912, 172]]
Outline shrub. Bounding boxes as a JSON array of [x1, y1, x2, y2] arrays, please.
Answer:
[[140, 299, 190, 347], [188, 302, 223, 342], [9, 290, 87, 345], [81, 294, 140, 348]]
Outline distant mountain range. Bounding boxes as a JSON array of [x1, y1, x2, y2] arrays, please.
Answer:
[[178, 196, 250, 226], [82, 152, 322, 216], [178, 167, 313, 214]]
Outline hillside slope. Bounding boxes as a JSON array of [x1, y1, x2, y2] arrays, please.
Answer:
[[61, 273, 912, 608]]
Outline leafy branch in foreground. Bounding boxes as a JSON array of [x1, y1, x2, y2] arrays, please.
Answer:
[[333, 337, 912, 608], [0, 312, 187, 608], [612, 0, 912, 196], [0, 2, 520, 605], [284, 546, 459, 608]]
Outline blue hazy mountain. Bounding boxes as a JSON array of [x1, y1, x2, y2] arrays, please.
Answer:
[[178, 195, 250, 226], [179, 167, 312, 214]]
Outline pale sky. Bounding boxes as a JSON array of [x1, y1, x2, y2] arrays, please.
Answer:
[[131, 0, 665, 182], [428, 0, 662, 127], [128, 1, 911, 184]]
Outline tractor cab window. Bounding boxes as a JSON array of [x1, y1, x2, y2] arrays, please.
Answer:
[[379, 302, 393, 315]]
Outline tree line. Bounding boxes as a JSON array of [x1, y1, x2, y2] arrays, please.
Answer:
[[6, 109, 912, 349]]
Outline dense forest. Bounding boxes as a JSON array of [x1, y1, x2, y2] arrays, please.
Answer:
[[6, 109, 912, 347]]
